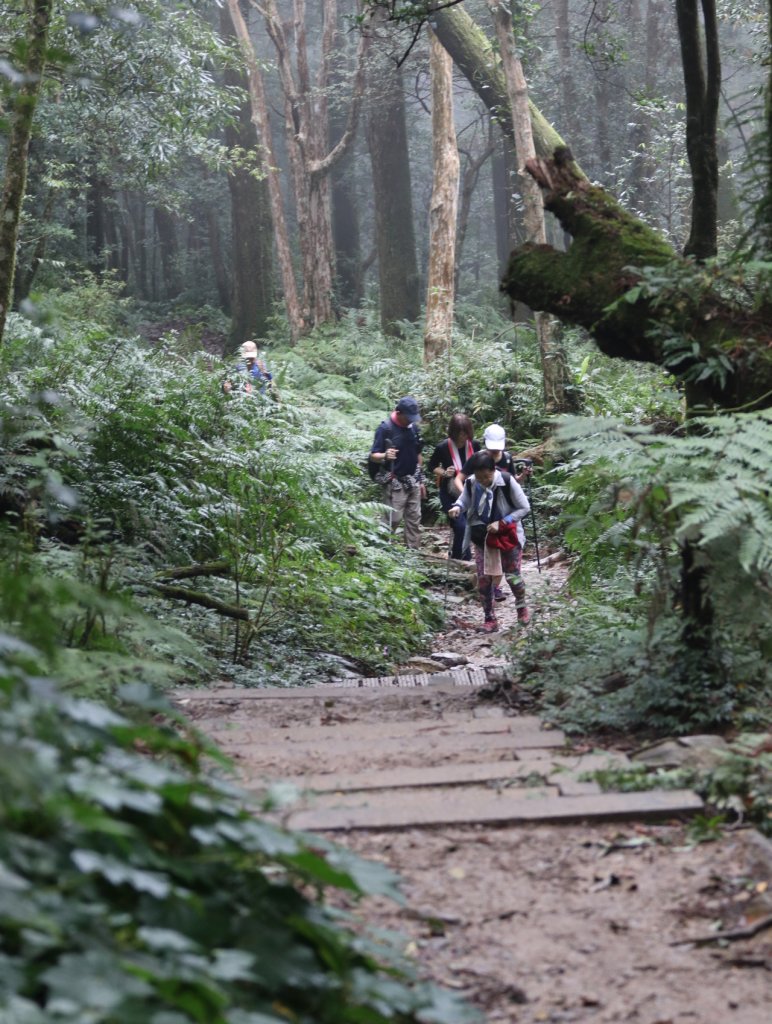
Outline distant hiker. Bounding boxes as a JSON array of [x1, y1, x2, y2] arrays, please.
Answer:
[[460, 423, 532, 600], [369, 396, 425, 549], [222, 341, 273, 395], [427, 413, 481, 561], [449, 451, 530, 633]]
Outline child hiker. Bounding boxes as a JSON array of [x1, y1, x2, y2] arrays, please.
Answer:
[[449, 451, 531, 633]]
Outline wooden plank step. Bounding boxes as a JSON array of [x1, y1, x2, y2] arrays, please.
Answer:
[[243, 753, 629, 795], [226, 727, 566, 762], [214, 715, 549, 746], [285, 789, 704, 832]]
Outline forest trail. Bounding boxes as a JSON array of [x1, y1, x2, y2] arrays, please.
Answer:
[[175, 548, 771, 1024]]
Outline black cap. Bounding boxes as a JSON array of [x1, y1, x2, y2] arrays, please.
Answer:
[[395, 396, 421, 423]]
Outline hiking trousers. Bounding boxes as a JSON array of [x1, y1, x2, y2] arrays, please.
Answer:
[[382, 481, 421, 549]]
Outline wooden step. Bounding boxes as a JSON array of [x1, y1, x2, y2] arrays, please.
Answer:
[[285, 789, 704, 832], [244, 753, 629, 795]]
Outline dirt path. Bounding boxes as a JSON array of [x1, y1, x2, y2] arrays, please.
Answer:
[[176, 546, 772, 1023]]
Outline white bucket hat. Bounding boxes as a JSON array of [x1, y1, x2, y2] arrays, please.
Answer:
[[483, 424, 506, 451]]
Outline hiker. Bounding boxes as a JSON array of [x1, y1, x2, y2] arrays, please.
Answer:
[[369, 396, 425, 549], [427, 413, 481, 561], [449, 451, 531, 633], [460, 423, 533, 600], [222, 341, 273, 395]]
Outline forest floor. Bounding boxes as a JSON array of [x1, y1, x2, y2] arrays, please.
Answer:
[[177, 536, 772, 1024]]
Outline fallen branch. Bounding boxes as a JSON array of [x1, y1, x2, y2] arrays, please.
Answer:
[[154, 561, 231, 581], [669, 912, 772, 947], [152, 584, 249, 621]]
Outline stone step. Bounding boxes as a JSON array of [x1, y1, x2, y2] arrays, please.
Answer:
[[213, 715, 550, 746], [226, 726, 566, 763], [301, 784, 561, 812], [244, 753, 628, 795], [173, 667, 489, 702], [285, 789, 704, 833]]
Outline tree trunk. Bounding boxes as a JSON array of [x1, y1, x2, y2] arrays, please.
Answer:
[[258, 0, 368, 331], [365, 17, 420, 334], [554, 0, 577, 130], [424, 30, 460, 364], [329, 46, 363, 308], [490, 2, 579, 415], [0, 0, 53, 342], [227, 0, 303, 341], [502, 150, 772, 410], [431, 5, 580, 170], [455, 139, 495, 297], [220, 5, 273, 340], [675, 0, 721, 259], [13, 186, 56, 303], [154, 207, 180, 299]]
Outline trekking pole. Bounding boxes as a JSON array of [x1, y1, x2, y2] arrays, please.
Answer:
[[385, 435, 394, 539], [443, 527, 453, 613], [526, 473, 542, 572]]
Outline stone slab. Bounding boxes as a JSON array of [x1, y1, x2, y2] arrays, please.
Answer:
[[228, 727, 566, 762], [244, 753, 628, 795], [210, 715, 548, 745], [301, 784, 560, 812], [285, 789, 704, 832]]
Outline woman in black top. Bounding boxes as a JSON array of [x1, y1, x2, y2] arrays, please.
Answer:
[[428, 413, 481, 560]]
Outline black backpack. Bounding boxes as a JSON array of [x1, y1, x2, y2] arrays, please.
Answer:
[[366, 420, 421, 480]]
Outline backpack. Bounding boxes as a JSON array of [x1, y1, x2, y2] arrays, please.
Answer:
[[366, 420, 422, 480]]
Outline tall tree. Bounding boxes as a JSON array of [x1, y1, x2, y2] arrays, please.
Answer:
[[490, 1, 579, 414], [675, 0, 721, 258], [0, 0, 53, 343], [220, 4, 274, 342], [365, 13, 420, 334], [424, 29, 459, 364], [257, 0, 368, 330], [227, 0, 303, 340]]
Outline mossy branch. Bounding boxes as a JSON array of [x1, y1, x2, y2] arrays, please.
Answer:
[[502, 151, 772, 409], [154, 561, 232, 581]]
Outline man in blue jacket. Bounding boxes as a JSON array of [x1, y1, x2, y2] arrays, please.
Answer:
[[369, 396, 426, 549]]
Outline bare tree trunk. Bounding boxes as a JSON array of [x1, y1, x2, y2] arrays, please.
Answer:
[[490, 2, 579, 415], [365, 15, 420, 334], [258, 0, 368, 330], [154, 207, 180, 299], [675, 0, 721, 259], [554, 0, 577, 129], [227, 0, 303, 341], [220, 5, 273, 340], [455, 139, 495, 297], [424, 30, 460, 364], [0, 0, 53, 343]]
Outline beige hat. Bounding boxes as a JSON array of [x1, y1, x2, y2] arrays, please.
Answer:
[[239, 341, 259, 359]]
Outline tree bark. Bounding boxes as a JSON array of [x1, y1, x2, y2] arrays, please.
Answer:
[[0, 0, 53, 343], [424, 30, 460, 365], [154, 206, 181, 299], [502, 150, 772, 410], [227, 0, 303, 341], [455, 137, 495, 297], [365, 14, 420, 334], [675, 0, 721, 259], [490, 2, 579, 415]]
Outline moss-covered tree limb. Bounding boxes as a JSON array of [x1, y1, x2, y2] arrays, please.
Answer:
[[153, 584, 249, 621], [431, 5, 579, 171], [502, 150, 772, 409]]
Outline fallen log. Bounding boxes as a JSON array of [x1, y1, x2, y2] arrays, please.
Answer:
[[154, 561, 231, 581], [152, 583, 249, 621]]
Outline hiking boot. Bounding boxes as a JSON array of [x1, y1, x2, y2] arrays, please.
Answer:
[[517, 606, 531, 625], [494, 586, 507, 602], [482, 618, 499, 633]]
